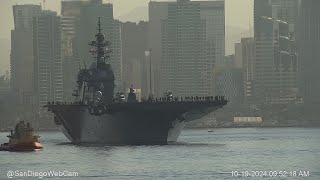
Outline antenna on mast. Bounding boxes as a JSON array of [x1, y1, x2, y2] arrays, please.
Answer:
[[98, 17, 102, 34]]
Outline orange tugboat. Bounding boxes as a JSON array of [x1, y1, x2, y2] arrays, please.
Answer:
[[0, 121, 43, 151]]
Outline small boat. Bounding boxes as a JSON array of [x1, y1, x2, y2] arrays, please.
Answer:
[[0, 121, 43, 151], [208, 129, 214, 133]]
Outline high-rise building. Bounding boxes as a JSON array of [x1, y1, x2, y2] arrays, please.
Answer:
[[297, 0, 320, 104], [12, 5, 41, 30], [254, 0, 275, 104], [11, 5, 41, 105], [111, 19, 123, 93], [234, 43, 243, 68], [149, 0, 225, 97], [148, 2, 172, 97], [33, 11, 63, 107], [121, 21, 148, 97], [241, 37, 255, 102], [76, 0, 123, 93], [61, 0, 87, 101], [271, 0, 298, 104], [0, 75, 13, 128], [199, 1, 225, 68], [199, 1, 225, 97], [0, 75, 10, 98], [215, 55, 243, 104], [161, 0, 207, 97], [253, 0, 298, 104]]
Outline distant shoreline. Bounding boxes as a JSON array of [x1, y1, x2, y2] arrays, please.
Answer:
[[186, 124, 320, 129]]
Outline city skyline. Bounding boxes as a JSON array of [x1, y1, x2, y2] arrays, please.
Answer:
[[0, 0, 253, 32], [2, 0, 319, 120], [0, 1, 319, 177], [0, 0, 253, 75]]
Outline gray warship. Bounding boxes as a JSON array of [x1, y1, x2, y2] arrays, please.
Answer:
[[46, 18, 228, 145]]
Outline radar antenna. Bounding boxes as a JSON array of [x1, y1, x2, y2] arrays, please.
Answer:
[[88, 17, 111, 69]]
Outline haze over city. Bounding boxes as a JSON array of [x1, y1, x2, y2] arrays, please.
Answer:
[[0, 0, 253, 74], [0, 0, 319, 179]]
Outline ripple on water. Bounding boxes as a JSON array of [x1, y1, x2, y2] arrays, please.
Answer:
[[0, 128, 319, 179]]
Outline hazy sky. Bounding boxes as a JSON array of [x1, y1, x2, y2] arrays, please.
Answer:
[[0, 0, 253, 38], [0, 0, 253, 74]]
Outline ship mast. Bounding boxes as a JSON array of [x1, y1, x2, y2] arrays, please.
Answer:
[[89, 17, 110, 69], [73, 18, 114, 102], [96, 17, 104, 66]]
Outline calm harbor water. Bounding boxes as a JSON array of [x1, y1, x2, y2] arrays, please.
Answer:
[[0, 128, 319, 179]]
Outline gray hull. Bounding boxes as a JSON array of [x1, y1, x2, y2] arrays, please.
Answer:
[[49, 101, 225, 145]]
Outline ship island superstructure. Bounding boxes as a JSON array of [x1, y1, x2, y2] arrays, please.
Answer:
[[46, 18, 228, 145]]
